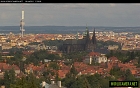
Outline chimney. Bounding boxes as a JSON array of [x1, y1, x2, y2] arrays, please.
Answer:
[[42, 81, 46, 87], [57, 81, 61, 88], [89, 56, 92, 64], [51, 80, 55, 84]]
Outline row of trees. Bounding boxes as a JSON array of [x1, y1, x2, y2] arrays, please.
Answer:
[[24, 50, 62, 65], [110, 66, 136, 81], [63, 51, 88, 61], [1, 64, 140, 88], [61, 65, 115, 88], [0, 69, 46, 88], [61, 65, 140, 88], [0, 69, 39, 88], [10, 73, 41, 88], [106, 50, 140, 64], [96, 40, 121, 49], [4, 49, 62, 69]]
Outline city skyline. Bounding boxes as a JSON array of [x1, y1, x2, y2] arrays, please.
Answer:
[[0, 3, 140, 27]]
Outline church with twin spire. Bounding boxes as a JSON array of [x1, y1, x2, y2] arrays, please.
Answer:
[[62, 27, 96, 53]]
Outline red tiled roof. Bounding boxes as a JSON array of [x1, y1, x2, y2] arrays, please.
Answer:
[[3, 64, 11, 70], [74, 62, 88, 68], [58, 70, 69, 78], [25, 63, 45, 72], [0, 63, 20, 71], [88, 52, 101, 56], [11, 64, 20, 70], [32, 66, 43, 71], [118, 63, 136, 70], [130, 69, 137, 75]]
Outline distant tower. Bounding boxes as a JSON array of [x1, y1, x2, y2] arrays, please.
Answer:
[[91, 28, 96, 51], [85, 27, 97, 52], [20, 10, 25, 37], [85, 26, 91, 51], [76, 32, 79, 40]]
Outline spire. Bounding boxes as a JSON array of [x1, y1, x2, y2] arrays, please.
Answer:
[[86, 25, 89, 37], [86, 24, 88, 30], [92, 28, 96, 47], [76, 32, 78, 40], [93, 28, 95, 38], [85, 26, 91, 51]]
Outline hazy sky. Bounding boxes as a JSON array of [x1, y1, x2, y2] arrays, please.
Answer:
[[0, 3, 140, 27]]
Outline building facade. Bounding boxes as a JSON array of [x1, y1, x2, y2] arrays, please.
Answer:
[[83, 52, 107, 64], [62, 28, 96, 53]]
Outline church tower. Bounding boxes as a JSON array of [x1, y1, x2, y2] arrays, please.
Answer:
[[85, 27, 97, 52], [85, 27, 91, 51], [91, 28, 96, 51]]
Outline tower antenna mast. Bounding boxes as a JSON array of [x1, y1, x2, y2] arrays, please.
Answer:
[[20, 4, 25, 38]]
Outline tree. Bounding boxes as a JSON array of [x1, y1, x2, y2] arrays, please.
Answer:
[[110, 66, 123, 79], [0, 79, 4, 87], [25, 50, 62, 65], [27, 73, 40, 88], [47, 54, 56, 61], [124, 69, 135, 81], [62, 66, 78, 88], [99, 78, 109, 88], [86, 73, 102, 88], [9, 68, 16, 84], [10, 73, 41, 88], [4, 69, 16, 88], [63, 51, 88, 62], [62, 76, 75, 88], [3, 70, 10, 88], [42, 70, 51, 84], [10, 77, 28, 88], [70, 76, 90, 88], [48, 62, 59, 70], [70, 65, 78, 77]]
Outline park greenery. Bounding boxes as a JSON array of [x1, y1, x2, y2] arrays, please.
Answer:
[[96, 40, 121, 49], [106, 50, 140, 64]]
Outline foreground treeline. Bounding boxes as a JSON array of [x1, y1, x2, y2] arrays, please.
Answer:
[[0, 66, 140, 88], [0, 69, 41, 88]]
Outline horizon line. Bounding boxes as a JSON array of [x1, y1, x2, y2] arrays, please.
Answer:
[[0, 25, 140, 27]]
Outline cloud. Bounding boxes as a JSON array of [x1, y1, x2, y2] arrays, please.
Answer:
[[0, 12, 7, 19], [0, 3, 140, 26]]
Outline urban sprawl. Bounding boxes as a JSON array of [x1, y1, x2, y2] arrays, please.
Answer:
[[0, 30, 140, 88]]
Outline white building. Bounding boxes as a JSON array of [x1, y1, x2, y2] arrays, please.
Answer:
[[83, 52, 107, 64], [93, 55, 107, 63], [84, 56, 93, 64]]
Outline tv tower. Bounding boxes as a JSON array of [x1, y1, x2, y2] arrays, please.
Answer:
[[20, 4, 25, 37]]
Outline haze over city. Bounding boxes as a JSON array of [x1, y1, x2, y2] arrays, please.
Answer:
[[0, 3, 140, 27]]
